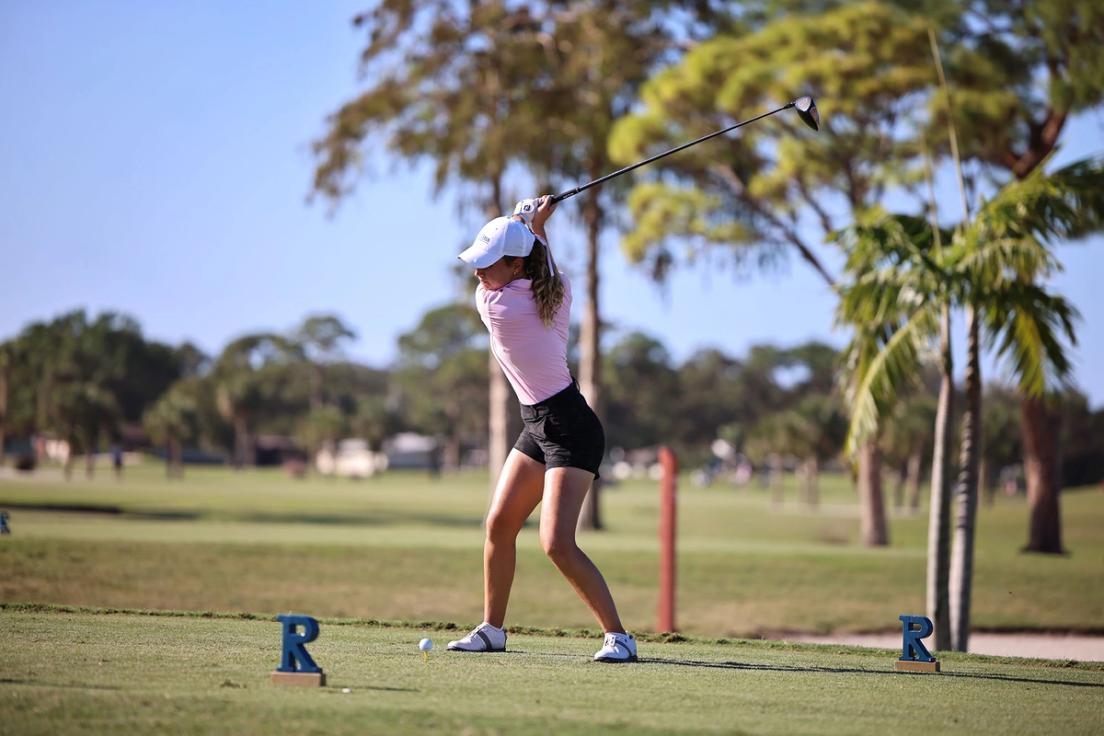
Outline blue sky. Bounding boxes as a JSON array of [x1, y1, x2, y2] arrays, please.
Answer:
[[2, 2, 1102, 407]]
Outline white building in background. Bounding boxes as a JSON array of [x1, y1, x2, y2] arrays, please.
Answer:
[[315, 439, 388, 478], [40, 437, 70, 463], [382, 432, 439, 470]]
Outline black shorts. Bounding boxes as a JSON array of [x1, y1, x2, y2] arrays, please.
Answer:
[[514, 382, 605, 478]]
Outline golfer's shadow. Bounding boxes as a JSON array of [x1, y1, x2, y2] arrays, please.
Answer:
[[642, 656, 1104, 690]]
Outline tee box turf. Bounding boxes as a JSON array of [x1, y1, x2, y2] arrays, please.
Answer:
[[894, 615, 940, 673], [272, 614, 326, 687]]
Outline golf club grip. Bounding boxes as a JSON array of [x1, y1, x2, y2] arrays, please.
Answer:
[[552, 103, 794, 204]]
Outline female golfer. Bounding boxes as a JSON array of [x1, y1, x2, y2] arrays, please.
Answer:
[[447, 195, 636, 663]]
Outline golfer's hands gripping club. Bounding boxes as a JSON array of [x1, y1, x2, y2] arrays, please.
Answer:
[[515, 195, 556, 242], [514, 195, 557, 227], [513, 198, 539, 226], [531, 194, 556, 230]]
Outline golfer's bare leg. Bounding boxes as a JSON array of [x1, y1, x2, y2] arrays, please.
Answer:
[[483, 449, 545, 628], [539, 467, 625, 633]]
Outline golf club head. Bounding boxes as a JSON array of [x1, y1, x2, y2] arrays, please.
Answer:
[[793, 96, 820, 131]]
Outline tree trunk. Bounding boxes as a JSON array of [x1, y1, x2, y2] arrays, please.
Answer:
[[805, 457, 819, 508], [576, 191, 604, 531], [858, 438, 889, 546], [927, 304, 954, 650], [905, 448, 922, 513], [165, 441, 173, 478], [443, 434, 461, 472], [84, 432, 96, 479], [323, 439, 339, 481], [768, 454, 786, 507], [769, 453, 784, 507], [1021, 396, 1064, 553], [172, 439, 184, 478], [308, 437, 318, 477], [893, 465, 907, 510], [484, 179, 514, 494], [949, 308, 982, 652], [1008, 89, 1067, 557], [233, 416, 248, 469], [979, 454, 993, 507]]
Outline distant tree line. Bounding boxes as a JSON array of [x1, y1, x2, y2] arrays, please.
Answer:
[[2, 306, 1100, 492]]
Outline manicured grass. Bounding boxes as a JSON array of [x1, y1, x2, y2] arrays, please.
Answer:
[[1, 463, 1101, 635], [2, 607, 1102, 736]]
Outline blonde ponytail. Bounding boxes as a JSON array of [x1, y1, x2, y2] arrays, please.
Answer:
[[523, 241, 564, 326]]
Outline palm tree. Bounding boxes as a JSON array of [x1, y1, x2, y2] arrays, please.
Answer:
[[297, 406, 346, 477], [395, 302, 490, 471], [311, 3, 548, 495], [967, 159, 1104, 555], [609, 4, 948, 537], [292, 314, 356, 411], [315, 2, 731, 527], [23, 311, 127, 479], [836, 156, 1102, 650], [791, 395, 847, 509], [839, 321, 912, 547], [744, 412, 797, 507], [351, 394, 391, 454], [980, 386, 1024, 504], [287, 315, 356, 471], [212, 334, 289, 468], [144, 380, 200, 478], [927, 4, 1104, 552], [882, 395, 936, 513], [52, 381, 117, 479]]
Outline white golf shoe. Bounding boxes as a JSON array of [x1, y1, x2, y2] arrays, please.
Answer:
[[593, 632, 637, 663], [447, 622, 507, 652]]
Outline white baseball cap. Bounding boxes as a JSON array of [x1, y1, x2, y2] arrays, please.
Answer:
[[458, 216, 538, 269]]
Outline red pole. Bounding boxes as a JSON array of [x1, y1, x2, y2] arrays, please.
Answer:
[[658, 446, 678, 632]]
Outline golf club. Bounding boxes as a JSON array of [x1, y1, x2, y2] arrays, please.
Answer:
[[551, 96, 820, 204]]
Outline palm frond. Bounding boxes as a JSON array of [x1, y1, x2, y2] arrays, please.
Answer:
[[833, 213, 951, 276], [837, 267, 916, 326], [982, 282, 1079, 397], [970, 156, 1104, 248], [843, 304, 939, 456], [952, 232, 1060, 283]]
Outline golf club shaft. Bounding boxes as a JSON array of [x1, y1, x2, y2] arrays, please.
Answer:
[[552, 102, 796, 203]]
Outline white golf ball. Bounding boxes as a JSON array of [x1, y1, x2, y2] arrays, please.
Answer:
[[341, 688, 351, 694], [419, 638, 433, 652]]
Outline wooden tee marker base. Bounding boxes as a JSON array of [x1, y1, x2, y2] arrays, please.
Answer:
[[895, 659, 940, 673], [271, 670, 326, 687]]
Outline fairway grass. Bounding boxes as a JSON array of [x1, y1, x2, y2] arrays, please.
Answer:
[[3, 607, 1102, 735], [2, 465, 1101, 637]]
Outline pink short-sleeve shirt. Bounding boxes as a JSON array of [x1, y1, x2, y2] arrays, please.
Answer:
[[475, 275, 573, 405]]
